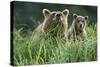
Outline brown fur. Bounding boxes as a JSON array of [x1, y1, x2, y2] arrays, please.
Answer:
[[32, 9, 69, 41], [68, 14, 88, 41]]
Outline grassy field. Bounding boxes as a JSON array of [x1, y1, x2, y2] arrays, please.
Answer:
[[12, 25, 97, 66]]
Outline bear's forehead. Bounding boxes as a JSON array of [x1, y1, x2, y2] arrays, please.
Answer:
[[51, 11, 62, 14], [76, 16, 85, 20]]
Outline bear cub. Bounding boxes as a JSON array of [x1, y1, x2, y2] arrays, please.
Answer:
[[68, 14, 88, 41]]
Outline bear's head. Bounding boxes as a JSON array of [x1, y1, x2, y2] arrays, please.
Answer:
[[43, 9, 69, 24], [73, 14, 88, 31]]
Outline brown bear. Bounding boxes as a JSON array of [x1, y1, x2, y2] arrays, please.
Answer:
[[68, 14, 88, 41], [32, 9, 69, 41]]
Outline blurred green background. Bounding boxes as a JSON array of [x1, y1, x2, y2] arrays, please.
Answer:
[[12, 1, 97, 32]]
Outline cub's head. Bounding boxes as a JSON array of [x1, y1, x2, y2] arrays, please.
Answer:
[[73, 14, 88, 31], [43, 9, 69, 23]]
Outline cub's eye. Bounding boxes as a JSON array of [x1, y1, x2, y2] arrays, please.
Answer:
[[77, 20, 80, 23], [82, 20, 84, 22]]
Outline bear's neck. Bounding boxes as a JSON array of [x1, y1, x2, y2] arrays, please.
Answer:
[[76, 30, 83, 35], [74, 25, 83, 35]]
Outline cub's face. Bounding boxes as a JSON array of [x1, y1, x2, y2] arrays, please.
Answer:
[[43, 9, 69, 23], [73, 14, 88, 30]]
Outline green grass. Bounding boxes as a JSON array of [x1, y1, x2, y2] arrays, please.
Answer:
[[12, 25, 97, 66]]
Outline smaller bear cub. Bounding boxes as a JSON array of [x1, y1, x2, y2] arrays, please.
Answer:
[[68, 14, 88, 41]]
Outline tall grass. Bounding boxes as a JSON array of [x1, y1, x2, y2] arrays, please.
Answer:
[[13, 25, 97, 66]]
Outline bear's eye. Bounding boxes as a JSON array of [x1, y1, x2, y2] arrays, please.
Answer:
[[52, 13, 56, 16], [77, 20, 80, 23], [82, 20, 84, 22]]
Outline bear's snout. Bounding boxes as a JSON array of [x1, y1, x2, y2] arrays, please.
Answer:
[[55, 13, 62, 21], [56, 13, 62, 17], [80, 24, 82, 28]]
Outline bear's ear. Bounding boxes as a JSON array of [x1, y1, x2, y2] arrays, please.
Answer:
[[84, 16, 88, 20], [62, 9, 69, 16], [73, 14, 77, 19], [43, 9, 51, 17]]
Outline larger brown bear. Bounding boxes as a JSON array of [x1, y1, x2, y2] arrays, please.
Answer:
[[32, 9, 69, 41]]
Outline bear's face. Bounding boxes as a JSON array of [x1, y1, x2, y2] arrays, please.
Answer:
[[73, 14, 88, 31], [43, 9, 69, 23], [50, 11, 64, 22]]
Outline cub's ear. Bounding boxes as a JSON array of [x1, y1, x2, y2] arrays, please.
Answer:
[[73, 14, 77, 19], [43, 9, 51, 17], [62, 9, 69, 16], [84, 16, 88, 20]]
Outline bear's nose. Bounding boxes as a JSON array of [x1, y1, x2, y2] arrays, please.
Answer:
[[56, 13, 61, 17], [80, 24, 82, 28]]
